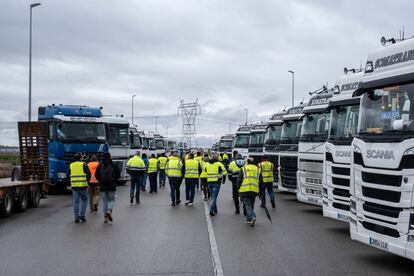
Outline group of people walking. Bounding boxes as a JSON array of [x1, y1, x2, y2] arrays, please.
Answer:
[[69, 149, 276, 227]]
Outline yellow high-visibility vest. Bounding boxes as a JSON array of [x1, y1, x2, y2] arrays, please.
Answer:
[[70, 161, 88, 188], [200, 160, 208, 179], [158, 156, 168, 170], [148, 158, 158, 173], [166, 160, 182, 178], [127, 156, 145, 168], [228, 160, 241, 174], [185, 159, 199, 179], [205, 161, 227, 182], [259, 161, 274, 183], [239, 164, 260, 193]]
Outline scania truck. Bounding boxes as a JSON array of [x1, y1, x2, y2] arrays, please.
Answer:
[[323, 71, 363, 221], [278, 104, 305, 193], [232, 125, 253, 158], [248, 122, 267, 162], [219, 134, 235, 156], [296, 90, 333, 206], [38, 105, 108, 188], [264, 111, 286, 186], [350, 37, 414, 260]]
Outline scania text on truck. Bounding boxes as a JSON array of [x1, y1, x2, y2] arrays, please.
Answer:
[[264, 111, 286, 186], [297, 89, 333, 206], [278, 104, 305, 193], [219, 134, 235, 156], [232, 125, 253, 158], [350, 37, 414, 260], [248, 122, 267, 162], [38, 105, 108, 188], [323, 70, 363, 221]]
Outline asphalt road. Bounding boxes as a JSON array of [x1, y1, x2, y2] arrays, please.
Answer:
[[0, 179, 413, 276]]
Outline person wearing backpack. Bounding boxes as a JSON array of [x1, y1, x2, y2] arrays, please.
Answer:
[[96, 152, 120, 224]]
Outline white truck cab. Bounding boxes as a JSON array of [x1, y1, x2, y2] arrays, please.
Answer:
[[350, 37, 414, 260], [278, 104, 305, 193], [297, 91, 333, 205], [233, 125, 253, 158], [248, 122, 268, 162], [323, 71, 363, 221]]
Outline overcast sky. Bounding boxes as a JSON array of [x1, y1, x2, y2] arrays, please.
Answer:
[[0, 0, 412, 146]]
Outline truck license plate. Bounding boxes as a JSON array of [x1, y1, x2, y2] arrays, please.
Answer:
[[308, 197, 318, 204], [369, 237, 388, 250], [337, 213, 349, 222]]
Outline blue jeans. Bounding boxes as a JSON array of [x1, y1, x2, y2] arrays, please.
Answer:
[[159, 170, 166, 186], [242, 196, 256, 221], [169, 177, 182, 204], [102, 191, 115, 214], [185, 178, 197, 202], [142, 173, 148, 190], [72, 188, 88, 219], [130, 176, 143, 201], [260, 183, 275, 206], [208, 182, 221, 214]]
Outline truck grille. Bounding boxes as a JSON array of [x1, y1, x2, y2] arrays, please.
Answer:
[[280, 156, 298, 189], [305, 177, 322, 185], [362, 221, 400, 238], [332, 177, 349, 187], [332, 166, 350, 176], [64, 152, 105, 163], [361, 186, 401, 203], [363, 201, 402, 218], [361, 172, 402, 187], [333, 188, 350, 198], [333, 202, 349, 211]]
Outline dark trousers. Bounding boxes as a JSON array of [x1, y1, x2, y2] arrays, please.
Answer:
[[260, 182, 275, 206], [242, 195, 256, 221], [169, 177, 182, 204], [130, 175, 143, 202], [185, 178, 197, 202], [231, 179, 240, 212], [149, 173, 158, 192], [159, 169, 166, 187], [201, 178, 210, 199]]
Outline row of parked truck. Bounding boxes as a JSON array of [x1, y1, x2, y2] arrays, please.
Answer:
[[215, 37, 414, 261]]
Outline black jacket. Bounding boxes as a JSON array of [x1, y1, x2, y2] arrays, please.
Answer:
[[96, 161, 120, 192]]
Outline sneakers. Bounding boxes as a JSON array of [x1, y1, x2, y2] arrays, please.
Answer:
[[209, 212, 215, 216], [130, 197, 134, 205], [171, 202, 176, 207], [79, 216, 87, 223], [188, 202, 193, 207], [104, 214, 108, 224], [74, 218, 80, 223], [250, 217, 256, 227], [185, 201, 190, 206], [271, 200, 276, 209], [107, 211, 113, 222]]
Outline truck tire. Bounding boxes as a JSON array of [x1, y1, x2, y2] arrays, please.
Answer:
[[30, 187, 41, 208], [16, 187, 29, 212], [0, 190, 14, 218]]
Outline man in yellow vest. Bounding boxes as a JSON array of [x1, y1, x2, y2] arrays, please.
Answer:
[[200, 153, 210, 200], [126, 151, 146, 205], [158, 153, 168, 189], [182, 153, 202, 206], [147, 154, 159, 193], [205, 153, 227, 216], [259, 155, 276, 209], [69, 152, 91, 223], [166, 152, 183, 206], [228, 154, 245, 214], [238, 157, 260, 226]]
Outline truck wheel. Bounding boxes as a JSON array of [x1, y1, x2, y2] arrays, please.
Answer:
[[0, 190, 14, 218], [30, 188, 41, 208], [16, 187, 29, 212]]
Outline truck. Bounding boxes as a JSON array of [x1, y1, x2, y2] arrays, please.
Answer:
[[322, 71, 363, 221], [37, 105, 108, 189], [350, 37, 414, 260], [232, 125, 253, 158], [248, 122, 268, 162], [219, 134, 235, 156], [1, 122, 48, 218], [129, 127, 151, 157], [104, 116, 131, 185], [278, 104, 305, 193], [264, 111, 286, 186], [296, 89, 333, 206]]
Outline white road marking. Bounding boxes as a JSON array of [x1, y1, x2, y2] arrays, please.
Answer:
[[203, 201, 224, 276]]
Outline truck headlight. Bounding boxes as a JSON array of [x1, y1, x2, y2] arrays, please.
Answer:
[[58, 172, 67, 179], [403, 147, 414, 156]]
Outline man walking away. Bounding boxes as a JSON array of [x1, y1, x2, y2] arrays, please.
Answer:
[[141, 153, 149, 191], [200, 153, 210, 201], [148, 154, 159, 193], [182, 153, 202, 206], [259, 155, 276, 209], [228, 154, 245, 214], [158, 153, 168, 188], [127, 151, 146, 205], [238, 157, 260, 226], [96, 152, 120, 224], [87, 154, 100, 213], [69, 153, 90, 223], [205, 153, 227, 216], [166, 153, 183, 206]]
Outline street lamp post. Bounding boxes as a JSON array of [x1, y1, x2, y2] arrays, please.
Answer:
[[155, 116, 158, 133], [28, 3, 41, 121], [288, 70, 295, 107], [244, 108, 248, 125], [131, 95, 136, 125]]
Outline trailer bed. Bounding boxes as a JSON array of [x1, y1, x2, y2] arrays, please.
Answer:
[[0, 178, 43, 189]]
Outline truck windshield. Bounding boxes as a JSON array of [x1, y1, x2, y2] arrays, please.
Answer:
[[148, 138, 156, 150], [234, 134, 250, 148], [329, 104, 359, 145], [250, 133, 265, 146], [56, 122, 106, 143], [142, 137, 149, 149], [359, 83, 414, 140], [107, 124, 129, 145], [131, 134, 142, 149], [265, 125, 282, 145], [220, 140, 233, 149], [300, 112, 330, 142], [155, 139, 165, 149], [281, 120, 302, 144]]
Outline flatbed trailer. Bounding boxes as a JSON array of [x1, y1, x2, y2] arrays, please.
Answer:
[[0, 121, 48, 218]]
